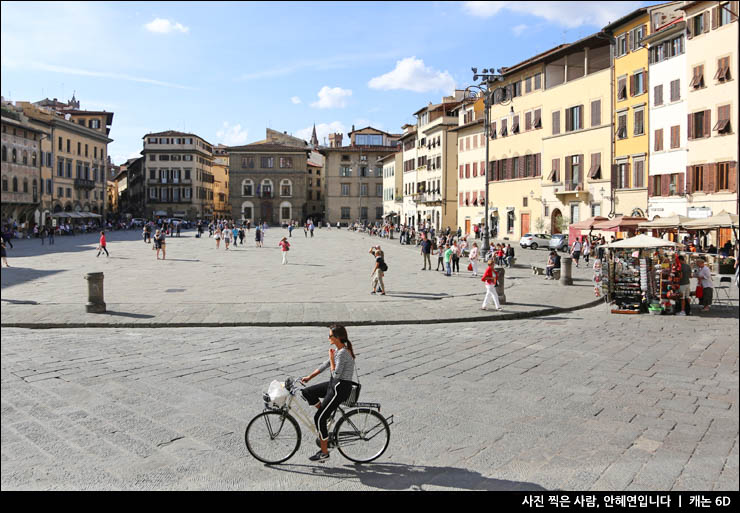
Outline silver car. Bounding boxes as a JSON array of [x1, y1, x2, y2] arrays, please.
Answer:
[[519, 233, 551, 250], [549, 233, 569, 252]]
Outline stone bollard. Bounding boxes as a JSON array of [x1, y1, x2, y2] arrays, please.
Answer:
[[494, 266, 507, 304], [84, 272, 106, 313], [560, 256, 573, 286]]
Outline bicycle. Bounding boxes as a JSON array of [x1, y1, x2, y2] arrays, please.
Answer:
[[245, 377, 393, 465]]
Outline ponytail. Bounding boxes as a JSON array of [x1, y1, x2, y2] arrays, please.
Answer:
[[330, 324, 355, 359]]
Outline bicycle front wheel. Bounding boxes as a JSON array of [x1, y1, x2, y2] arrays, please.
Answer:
[[245, 411, 301, 464], [333, 408, 390, 463]]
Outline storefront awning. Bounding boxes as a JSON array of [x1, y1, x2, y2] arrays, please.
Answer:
[[593, 216, 647, 232]]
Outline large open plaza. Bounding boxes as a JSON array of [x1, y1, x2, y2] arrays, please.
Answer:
[[1, 228, 738, 490]]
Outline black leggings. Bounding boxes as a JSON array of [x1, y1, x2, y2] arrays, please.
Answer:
[[301, 379, 353, 441], [97, 246, 109, 257]]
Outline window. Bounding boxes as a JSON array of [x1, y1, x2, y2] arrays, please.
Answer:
[[632, 70, 646, 96], [340, 166, 352, 177], [616, 162, 630, 189], [360, 183, 368, 196], [534, 73, 542, 90], [533, 109, 541, 129], [261, 180, 273, 198], [525, 76, 532, 93], [280, 179, 292, 197], [717, 162, 730, 190], [691, 165, 704, 192], [654, 128, 664, 151], [549, 159, 560, 182], [341, 207, 351, 219], [565, 105, 583, 132], [588, 153, 601, 180], [670, 79, 681, 102], [616, 33, 628, 57], [690, 13, 705, 37], [617, 76, 627, 101], [360, 207, 368, 220], [261, 157, 274, 168], [591, 203, 601, 217], [670, 125, 681, 148], [242, 179, 253, 196], [499, 118, 508, 137], [551, 111, 560, 135], [570, 203, 580, 224], [690, 65, 705, 89], [341, 183, 350, 196], [279, 157, 293, 168], [633, 108, 645, 136], [715, 56, 731, 82], [633, 159, 645, 188], [356, 134, 383, 146], [376, 183, 383, 197], [714, 105, 732, 134], [591, 100, 601, 127], [654, 84, 663, 106], [689, 110, 709, 139]]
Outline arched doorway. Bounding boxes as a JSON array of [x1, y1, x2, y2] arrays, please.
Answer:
[[551, 208, 563, 234]]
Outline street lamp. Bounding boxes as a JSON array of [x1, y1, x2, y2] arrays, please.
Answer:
[[464, 68, 511, 256]]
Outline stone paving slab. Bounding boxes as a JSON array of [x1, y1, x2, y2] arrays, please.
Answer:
[[0, 228, 620, 327], [1, 306, 737, 491]]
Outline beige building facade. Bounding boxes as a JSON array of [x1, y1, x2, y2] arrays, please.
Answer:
[[450, 97, 486, 237], [142, 131, 214, 220], [212, 144, 231, 219]]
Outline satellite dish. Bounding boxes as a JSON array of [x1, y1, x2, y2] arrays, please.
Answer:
[[64, 114, 71, 120]]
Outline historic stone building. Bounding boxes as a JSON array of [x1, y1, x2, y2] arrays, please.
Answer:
[[322, 126, 400, 225], [1, 104, 45, 226], [141, 131, 214, 220]]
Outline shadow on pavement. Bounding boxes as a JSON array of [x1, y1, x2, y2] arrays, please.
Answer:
[[384, 294, 443, 300], [0, 230, 146, 258], [268, 462, 547, 491], [0, 269, 65, 289], [1, 298, 40, 305], [104, 311, 156, 319]]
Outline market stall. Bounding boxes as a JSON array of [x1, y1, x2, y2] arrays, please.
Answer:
[[593, 215, 647, 239], [603, 235, 685, 315], [568, 216, 608, 243]]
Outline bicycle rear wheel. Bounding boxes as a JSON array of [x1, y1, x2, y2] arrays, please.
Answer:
[[333, 408, 390, 463], [245, 411, 301, 464]]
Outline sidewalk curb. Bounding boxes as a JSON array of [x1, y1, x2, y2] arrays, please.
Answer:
[[0, 298, 606, 329]]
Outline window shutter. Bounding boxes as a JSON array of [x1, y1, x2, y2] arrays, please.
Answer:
[[525, 112, 532, 131], [491, 121, 497, 138], [709, 163, 717, 192], [703, 11, 710, 33], [578, 105, 584, 130], [655, 129, 663, 151], [661, 174, 670, 196], [678, 173, 685, 195], [565, 157, 573, 184], [535, 153, 541, 177], [552, 111, 560, 135], [731, 1, 738, 22], [565, 110, 572, 132], [534, 109, 541, 128], [643, 69, 648, 93], [611, 164, 619, 189], [648, 173, 655, 197], [703, 109, 711, 138], [729, 162, 737, 192], [625, 31, 630, 52], [688, 113, 694, 140], [629, 74, 636, 96], [712, 6, 720, 29], [654, 85, 663, 106], [626, 162, 632, 188], [591, 100, 601, 127], [459, 164, 464, 179], [703, 164, 712, 193], [687, 18, 693, 38], [549, 159, 558, 181]]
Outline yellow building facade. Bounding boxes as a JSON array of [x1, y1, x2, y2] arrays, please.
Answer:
[[605, 9, 652, 218]]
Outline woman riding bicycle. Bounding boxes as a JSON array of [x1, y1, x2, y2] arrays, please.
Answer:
[[300, 324, 356, 462]]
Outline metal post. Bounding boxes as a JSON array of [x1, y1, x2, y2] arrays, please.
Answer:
[[483, 87, 491, 256]]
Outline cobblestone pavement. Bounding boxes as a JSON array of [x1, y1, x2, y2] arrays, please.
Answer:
[[1, 306, 737, 491], [0, 228, 610, 327]]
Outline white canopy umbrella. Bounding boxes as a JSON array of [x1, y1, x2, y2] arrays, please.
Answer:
[[681, 210, 739, 230], [605, 234, 685, 249], [638, 215, 692, 229]]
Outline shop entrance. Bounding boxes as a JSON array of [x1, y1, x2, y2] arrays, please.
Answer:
[[521, 213, 531, 236]]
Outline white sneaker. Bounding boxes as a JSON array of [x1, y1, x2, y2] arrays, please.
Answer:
[[677, 311, 686, 316]]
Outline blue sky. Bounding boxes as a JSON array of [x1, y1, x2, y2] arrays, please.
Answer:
[[2, 1, 659, 165]]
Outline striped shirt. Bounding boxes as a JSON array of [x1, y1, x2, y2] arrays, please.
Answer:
[[317, 348, 355, 381]]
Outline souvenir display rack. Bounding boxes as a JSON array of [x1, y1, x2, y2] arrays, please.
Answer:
[[609, 253, 652, 313]]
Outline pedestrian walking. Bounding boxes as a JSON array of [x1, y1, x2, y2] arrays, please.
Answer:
[[48, 226, 54, 245], [255, 226, 262, 247], [214, 227, 222, 249], [154, 229, 166, 260], [371, 250, 386, 295], [469, 242, 479, 276], [232, 226, 239, 246], [239, 228, 245, 245], [420, 236, 432, 270], [279, 237, 290, 264], [223, 226, 232, 249], [570, 237, 582, 267], [582, 237, 591, 267], [480, 259, 503, 311], [96, 231, 109, 257], [1, 237, 9, 267], [443, 244, 453, 276]]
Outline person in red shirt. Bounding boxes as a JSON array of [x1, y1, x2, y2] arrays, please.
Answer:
[[96, 231, 109, 258], [279, 237, 290, 265], [480, 259, 502, 311]]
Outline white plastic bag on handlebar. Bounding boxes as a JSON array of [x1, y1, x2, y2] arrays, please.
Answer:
[[267, 380, 290, 406]]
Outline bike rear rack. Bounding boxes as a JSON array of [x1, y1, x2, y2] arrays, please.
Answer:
[[350, 402, 394, 426]]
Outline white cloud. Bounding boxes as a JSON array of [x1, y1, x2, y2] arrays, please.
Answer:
[[462, 1, 644, 29], [512, 24, 529, 36], [216, 122, 249, 146], [295, 122, 346, 145], [310, 86, 352, 109], [368, 57, 455, 94], [144, 18, 189, 34], [290, 96, 302, 105]]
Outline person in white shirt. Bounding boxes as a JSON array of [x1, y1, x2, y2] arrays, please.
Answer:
[[694, 259, 713, 311], [469, 242, 479, 276], [571, 238, 582, 267]]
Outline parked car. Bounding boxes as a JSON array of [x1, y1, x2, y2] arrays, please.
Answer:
[[519, 233, 551, 250], [549, 233, 569, 252], [131, 218, 147, 227]]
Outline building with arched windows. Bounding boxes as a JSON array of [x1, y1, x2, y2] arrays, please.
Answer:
[[227, 129, 313, 225], [1, 103, 45, 226]]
